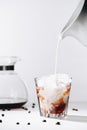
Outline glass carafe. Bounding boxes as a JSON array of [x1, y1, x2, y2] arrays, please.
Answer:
[[0, 56, 28, 109]]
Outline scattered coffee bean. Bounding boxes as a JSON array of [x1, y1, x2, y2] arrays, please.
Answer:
[[56, 122, 61, 125], [31, 103, 36, 108], [0, 120, 2, 123], [16, 122, 20, 125], [72, 108, 78, 111], [28, 111, 31, 113], [24, 108, 28, 110], [21, 107, 28, 111], [42, 119, 47, 122], [1, 114, 4, 117], [27, 122, 31, 125], [32, 105, 35, 108], [32, 103, 35, 106]]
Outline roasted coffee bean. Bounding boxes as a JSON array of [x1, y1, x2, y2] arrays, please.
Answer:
[[32, 105, 35, 108], [32, 103, 35, 106], [72, 108, 78, 111], [27, 122, 30, 125], [21, 107, 28, 110], [28, 111, 31, 113], [24, 108, 28, 110], [42, 119, 47, 122], [1, 114, 4, 117], [56, 122, 61, 125], [0, 120, 2, 123], [16, 122, 20, 125]]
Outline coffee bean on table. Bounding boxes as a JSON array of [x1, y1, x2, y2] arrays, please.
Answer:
[[28, 111, 31, 113], [21, 107, 28, 110], [32, 103, 35, 106], [72, 108, 78, 111], [32, 103, 36, 108], [56, 122, 61, 125], [42, 119, 47, 122], [16, 122, 20, 125], [32, 105, 35, 108], [1, 114, 4, 117], [24, 107, 28, 110], [27, 122, 31, 125], [0, 120, 2, 123]]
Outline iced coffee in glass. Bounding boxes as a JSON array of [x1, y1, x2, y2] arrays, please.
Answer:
[[35, 74, 72, 118]]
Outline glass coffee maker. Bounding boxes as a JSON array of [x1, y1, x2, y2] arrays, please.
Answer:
[[0, 56, 28, 109]]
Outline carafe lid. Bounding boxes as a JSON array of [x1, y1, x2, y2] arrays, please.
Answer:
[[0, 56, 20, 71], [0, 56, 20, 65]]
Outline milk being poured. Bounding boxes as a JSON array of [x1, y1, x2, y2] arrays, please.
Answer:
[[54, 34, 62, 75]]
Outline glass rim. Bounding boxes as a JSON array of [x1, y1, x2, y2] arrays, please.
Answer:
[[34, 73, 72, 85], [34, 73, 72, 79]]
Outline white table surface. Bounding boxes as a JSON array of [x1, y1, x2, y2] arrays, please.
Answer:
[[0, 102, 87, 130]]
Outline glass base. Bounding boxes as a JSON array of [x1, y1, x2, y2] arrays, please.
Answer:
[[0, 98, 27, 109], [40, 112, 67, 119]]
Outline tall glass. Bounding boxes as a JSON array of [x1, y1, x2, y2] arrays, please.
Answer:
[[35, 74, 72, 118]]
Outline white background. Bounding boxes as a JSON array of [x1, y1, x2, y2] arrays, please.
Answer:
[[0, 0, 87, 103]]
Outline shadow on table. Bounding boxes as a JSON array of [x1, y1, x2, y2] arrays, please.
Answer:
[[64, 115, 87, 123]]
